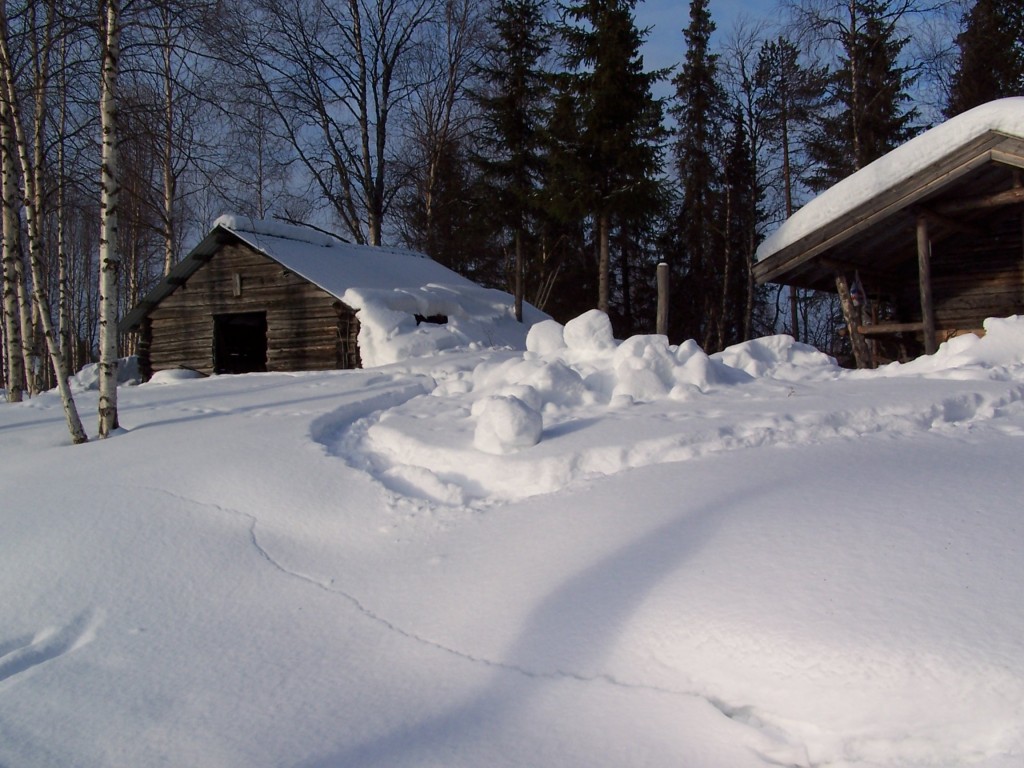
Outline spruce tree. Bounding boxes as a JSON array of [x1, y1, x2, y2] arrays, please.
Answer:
[[946, 0, 1024, 117], [399, 135, 501, 288], [756, 36, 827, 340], [671, 0, 727, 347], [557, 0, 666, 319], [720, 109, 760, 347], [473, 0, 552, 320], [804, 0, 917, 190]]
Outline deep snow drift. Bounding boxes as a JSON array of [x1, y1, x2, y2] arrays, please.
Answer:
[[2, 313, 1024, 768]]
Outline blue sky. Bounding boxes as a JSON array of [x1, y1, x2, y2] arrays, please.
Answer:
[[637, 0, 779, 76]]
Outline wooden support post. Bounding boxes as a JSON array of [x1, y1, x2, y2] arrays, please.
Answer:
[[656, 262, 669, 337], [916, 214, 937, 355], [835, 272, 872, 369]]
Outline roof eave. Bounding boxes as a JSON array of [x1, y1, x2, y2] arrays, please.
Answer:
[[118, 225, 235, 332], [754, 130, 1019, 286]]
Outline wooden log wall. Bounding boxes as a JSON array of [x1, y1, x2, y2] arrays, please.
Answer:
[[894, 216, 1024, 335], [146, 241, 360, 375]]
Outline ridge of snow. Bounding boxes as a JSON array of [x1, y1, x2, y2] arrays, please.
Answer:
[[757, 97, 1024, 262], [214, 213, 342, 248]]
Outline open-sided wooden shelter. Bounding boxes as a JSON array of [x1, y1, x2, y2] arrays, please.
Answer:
[[120, 216, 520, 379], [754, 99, 1024, 367]]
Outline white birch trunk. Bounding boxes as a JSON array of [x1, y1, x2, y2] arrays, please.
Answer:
[[0, 4, 87, 442], [13, 229, 38, 396], [160, 6, 175, 276], [0, 120, 23, 403], [98, 0, 120, 437]]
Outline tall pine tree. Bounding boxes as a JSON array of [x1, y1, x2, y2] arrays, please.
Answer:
[[671, 0, 727, 347], [756, 36, 827, 340], [473, 0, 552, 320], [557, 0, 665, 320], [804, 0, 917, 190], [946, 0, 1024, 116]]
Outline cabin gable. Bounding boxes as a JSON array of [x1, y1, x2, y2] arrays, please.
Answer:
[[138, 239, 360, 378]]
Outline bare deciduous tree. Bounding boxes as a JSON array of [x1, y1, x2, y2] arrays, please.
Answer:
[[220, 0, 440, 245]]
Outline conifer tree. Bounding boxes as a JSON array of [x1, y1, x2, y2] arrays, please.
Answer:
[[946, 0, 1024, 116], [756, 36, 827, 340], [804, 0, 917, 190], [720, 109, 760, 346], [474, 0, 551, 320], [557, 0, 665, 317], [671, 0, 727, 347]]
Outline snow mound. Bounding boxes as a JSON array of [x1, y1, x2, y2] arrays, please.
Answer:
[[70, 356, 142, 392], [148, 368, 207, 384], [332, 311, 1024, 507], [712, 335, 837, 380], [345, 284, 547, 368], [881, 315, 1024, 378]]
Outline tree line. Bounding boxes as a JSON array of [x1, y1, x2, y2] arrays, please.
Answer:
[[1, 0, 1022, 442]]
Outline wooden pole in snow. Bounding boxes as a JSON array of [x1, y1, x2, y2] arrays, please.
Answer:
[[916, 214, 937, 356], [656, 263, 669, 337]]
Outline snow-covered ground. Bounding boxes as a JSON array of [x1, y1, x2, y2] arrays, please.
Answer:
[[2, 312, 1024, 768]]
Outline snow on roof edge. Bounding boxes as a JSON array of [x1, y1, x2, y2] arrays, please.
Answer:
[[214, 214, 342, 248], [756, 98, 1024, 264]]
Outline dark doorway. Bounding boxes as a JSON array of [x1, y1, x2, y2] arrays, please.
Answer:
[[214, 312, 267, 374]]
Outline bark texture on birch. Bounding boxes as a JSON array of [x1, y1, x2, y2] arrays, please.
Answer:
[[98, 0, 121, 437], [0, 10, 86, 441], [0, 120, 22, 403]]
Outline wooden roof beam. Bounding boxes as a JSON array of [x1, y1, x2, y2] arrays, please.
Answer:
[[932, 185, 1024, 216], [991, 149, 1024, 172], [819, 257, 902, 284], [914, 206, 986, 237]]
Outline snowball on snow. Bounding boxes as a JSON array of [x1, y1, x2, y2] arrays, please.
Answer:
[[564, 310, 616, 352], [611, 335, 676, 402], [472, 395, 543, 454], [526, 319, 567, 356]]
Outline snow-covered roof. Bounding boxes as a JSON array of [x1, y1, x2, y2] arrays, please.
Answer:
[[121, 215, 547, 367], [214, 214, 481, 296], [756, 98, 1024, 269]]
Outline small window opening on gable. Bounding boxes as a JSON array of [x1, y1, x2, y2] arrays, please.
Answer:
[[414, 313, 448, 326]]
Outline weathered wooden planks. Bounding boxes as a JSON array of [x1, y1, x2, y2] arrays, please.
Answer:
[[140, 241, 360, 377]]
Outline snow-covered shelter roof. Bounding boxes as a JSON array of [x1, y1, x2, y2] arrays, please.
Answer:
[[122, 215, 479, 328], [121, 215, 545, 367], [754, 98, 1024, 291]]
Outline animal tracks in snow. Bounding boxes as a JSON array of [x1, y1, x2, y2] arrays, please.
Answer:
[[0, 610, 102, 690]]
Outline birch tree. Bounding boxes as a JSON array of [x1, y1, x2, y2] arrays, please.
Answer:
[[0, 1, 87, 442], [0, 116, 22, 403], [98, 0, 120, 438]]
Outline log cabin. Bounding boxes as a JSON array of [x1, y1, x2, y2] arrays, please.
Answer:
[[753, 98, 1024, 368], [120, 216, 529, 379]]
